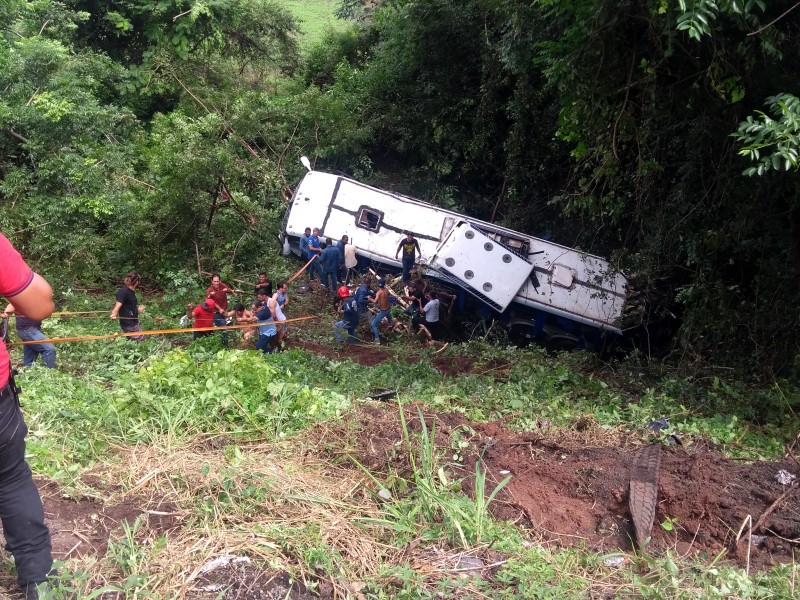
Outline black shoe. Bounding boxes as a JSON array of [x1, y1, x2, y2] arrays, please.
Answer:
[[24, 581, 54, 600]]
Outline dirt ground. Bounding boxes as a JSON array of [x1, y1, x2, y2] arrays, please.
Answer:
[[337, 404, 800, 568], [1, 338, 797, 598]]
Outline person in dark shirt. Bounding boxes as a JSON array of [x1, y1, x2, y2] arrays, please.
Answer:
[[334, 286, 360, 344], [253, 272, 273, 297], [319, 242, 341, 290], [401, 279, 425, 316], [1, 303, 56, 369], [354, 277, 373, 315], [110, 271, 145, 341], [0, 232, 55, 598], [395, 232, 422, 282]]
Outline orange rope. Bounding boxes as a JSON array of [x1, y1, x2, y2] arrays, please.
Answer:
[[288, 257, 318, 284], [12, 315, 318, 345]]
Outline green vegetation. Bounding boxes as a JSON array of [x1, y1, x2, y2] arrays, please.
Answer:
[[278, 0, 348, 49], [5, 290, 797, 597]]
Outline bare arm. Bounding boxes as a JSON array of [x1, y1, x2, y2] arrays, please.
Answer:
[[8, 273, 54, 321], [110, 301, 123, 319], [1, 303, 15, 318]]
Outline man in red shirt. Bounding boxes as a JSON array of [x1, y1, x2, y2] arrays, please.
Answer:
[[188, 299, 218, 340], [206, 273, 233, 312], [0, 232, 54, 598], [206, 274, 233, 346]]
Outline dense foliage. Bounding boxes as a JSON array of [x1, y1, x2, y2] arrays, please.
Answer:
[[2, 0, 799, 373]]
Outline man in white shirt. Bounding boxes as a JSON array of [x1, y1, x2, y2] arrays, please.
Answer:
[[343, 241, 358, 284], [413, 291, 440, 339]]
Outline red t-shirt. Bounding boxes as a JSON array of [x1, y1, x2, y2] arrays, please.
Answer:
[[0, 233, 34, 388], [205, 284, 231, 311], [192, 304, 215, 329]]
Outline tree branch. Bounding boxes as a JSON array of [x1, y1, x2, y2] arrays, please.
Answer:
[[4, 128, 29, 144], [748, 2, 800, 36]]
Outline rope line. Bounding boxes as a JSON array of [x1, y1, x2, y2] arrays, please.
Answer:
[[10, 315, 319, 346]]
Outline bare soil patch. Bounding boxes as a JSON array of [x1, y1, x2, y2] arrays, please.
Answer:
[[336, 404, 800, 570]]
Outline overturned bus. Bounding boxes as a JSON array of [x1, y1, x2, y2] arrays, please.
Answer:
[[280, 157, 629, 349]]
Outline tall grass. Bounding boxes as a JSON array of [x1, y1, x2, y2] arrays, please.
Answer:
[[278, 0, 347, 50]]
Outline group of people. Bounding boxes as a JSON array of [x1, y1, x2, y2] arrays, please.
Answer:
[[0, 225, 438, 598], [334, 275, 442, 345], [183, 273, 290, 354], [299, 227, 359, 288]]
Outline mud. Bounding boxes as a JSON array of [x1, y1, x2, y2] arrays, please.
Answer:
[[342, 404, 800, 570]]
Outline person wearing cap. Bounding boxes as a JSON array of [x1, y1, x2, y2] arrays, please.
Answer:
[[368, 278, 393, 344], [334, 286, 359, 344], [395, 231, 422, 283], [187, 298, 218, 340], [0, 232, 55, 599]]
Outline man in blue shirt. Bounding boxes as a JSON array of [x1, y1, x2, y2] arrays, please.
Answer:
[[354, 277, 372, 315], [319, 242, 341, 290], [334, 286, 360, 344], [307, 228, 323, 281], [299, 227, 311, 258]]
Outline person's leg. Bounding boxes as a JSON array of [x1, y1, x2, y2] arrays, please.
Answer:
[[256, 334, 275, 354], [122, 322, 145, 342], [17, 327, 54, 367], [313, 260, 324, 282], [402, 258, 414, 282], [372, 309, 390, 341], [334, 320, 346, 343], [17, 340, 39, 367], [213, 312, 229, 347], [346, 326, 357, 344], [0, 391, 52, 589], [370, 312, 382, 342]]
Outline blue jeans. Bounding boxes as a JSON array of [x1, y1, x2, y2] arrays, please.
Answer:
[[307, 256, 322, 280], [334, 320, 356, 343], [402, 257, 415, 282], [256, 333, 276, 354], [322, 270, 337, 290], [16, 328, 56, 368], [213, 312, 229, 347], [371, 309, 393, 341]]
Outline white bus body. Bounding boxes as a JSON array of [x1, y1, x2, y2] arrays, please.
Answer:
[[281, 168, 628, 336]]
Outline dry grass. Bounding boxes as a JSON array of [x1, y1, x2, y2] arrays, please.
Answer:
[[82, 435, 398, 597]]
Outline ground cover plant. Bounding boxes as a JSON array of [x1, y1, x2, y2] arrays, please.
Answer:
[[1, 278, 797, 598]]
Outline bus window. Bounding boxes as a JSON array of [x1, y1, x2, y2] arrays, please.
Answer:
[[357, 207, 383, 231]]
